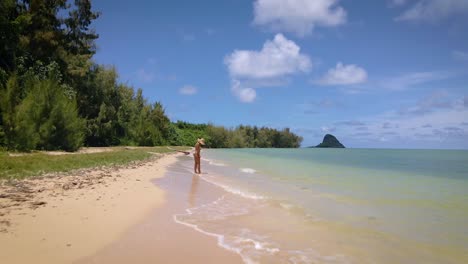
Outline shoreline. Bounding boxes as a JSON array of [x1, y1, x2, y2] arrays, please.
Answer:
[[78, 155, 244, 264], [83, 149, 468, 264], [0, 153, 178, 263]]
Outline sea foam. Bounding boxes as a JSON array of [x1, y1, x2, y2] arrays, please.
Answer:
[[173, 196, 259, 264], [198, 174, 266, 200], [209, 161, 226, 166], [240, 168, 257, 174]]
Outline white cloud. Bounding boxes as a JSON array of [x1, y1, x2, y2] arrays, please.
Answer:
[[253, 0, 347, 37], [321, 70, 454, 93], [379, 136, 389, 142], [225, 34, 311, 80], [452, 50, 468, 61], [179, 85, 198, 95], [328, 93, 468, 146], [317, 62, 368, 85], [386, 108, 468, 140], [380, 71, 452, 90], [335, 120, 366, 126], [321, 107, 468, 147], [321, 126, 336, 133], [224, 34, 311, 103], [398, 90, 454, 115], [237, 88, 256, 103], [231, 80, 256, 103], [136, 69, 155, 83], [395, 0, 468, 22]]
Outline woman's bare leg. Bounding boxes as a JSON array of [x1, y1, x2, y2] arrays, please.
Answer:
[[194, 156, 197, 173], [196, 157, 201, 174]]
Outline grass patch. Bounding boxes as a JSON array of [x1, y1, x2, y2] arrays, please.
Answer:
[[0, 146, 190, 180]]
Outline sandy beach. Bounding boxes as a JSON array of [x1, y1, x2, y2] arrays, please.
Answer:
[[0, 153, 242, 264]]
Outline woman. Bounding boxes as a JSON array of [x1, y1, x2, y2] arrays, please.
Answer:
[[193, 138, 205, 174]]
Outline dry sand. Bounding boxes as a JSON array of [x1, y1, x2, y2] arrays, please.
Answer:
[[0, 153, 242, 264]]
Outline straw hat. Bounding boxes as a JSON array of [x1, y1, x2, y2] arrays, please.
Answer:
[[197, 138, 205, 145]]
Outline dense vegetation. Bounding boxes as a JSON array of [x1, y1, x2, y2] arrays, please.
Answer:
[[0, 0, 302, 151], [171, 122, 302, 148]]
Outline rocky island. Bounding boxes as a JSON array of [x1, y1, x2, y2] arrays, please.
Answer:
[[315, 134, 345, 148]]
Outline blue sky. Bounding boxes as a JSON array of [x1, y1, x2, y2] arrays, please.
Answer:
[[91, 0, 468, 149]]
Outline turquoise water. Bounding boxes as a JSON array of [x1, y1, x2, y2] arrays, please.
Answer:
[[174, 148, 468, 263]]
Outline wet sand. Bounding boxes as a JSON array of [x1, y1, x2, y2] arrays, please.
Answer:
[[79, 160, 243, 264]]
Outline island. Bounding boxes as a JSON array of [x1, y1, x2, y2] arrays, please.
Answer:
[[315, 134, 345, 148]]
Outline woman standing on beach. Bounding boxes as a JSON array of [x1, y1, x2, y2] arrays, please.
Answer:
[[194, 138, 205, 174]]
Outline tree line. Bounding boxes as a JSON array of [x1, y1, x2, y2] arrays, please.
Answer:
[[0, 0, 302, 151], [170, 121, 302, 148]]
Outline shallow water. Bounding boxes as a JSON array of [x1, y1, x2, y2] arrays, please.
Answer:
[[170, 148, 468, 263]]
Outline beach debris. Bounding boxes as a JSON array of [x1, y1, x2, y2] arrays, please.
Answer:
[[11, 195, 29, 202], [31, 201, 47, 206], [0, 220, 11, 227], [0, 153, 168, 224]]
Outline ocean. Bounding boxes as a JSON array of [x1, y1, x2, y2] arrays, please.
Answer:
[[168, 148, 468, 263]]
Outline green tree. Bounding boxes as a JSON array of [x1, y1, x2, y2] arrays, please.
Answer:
[[0, 0, 19, 84], [81, 66, 120, 146], [0, 75, 22, 148], [14, 78, 84, 151], [64, 0, 100, 56], [115, 84, 136, 144], [256, 128, 273, 148], [206, 124, 229, 148], [228, 129, 246, 148], [13, 0, 99, 83], [130, 105, 162, 146], [63, 0, 100, 89], [150, 102, 170, 142]]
